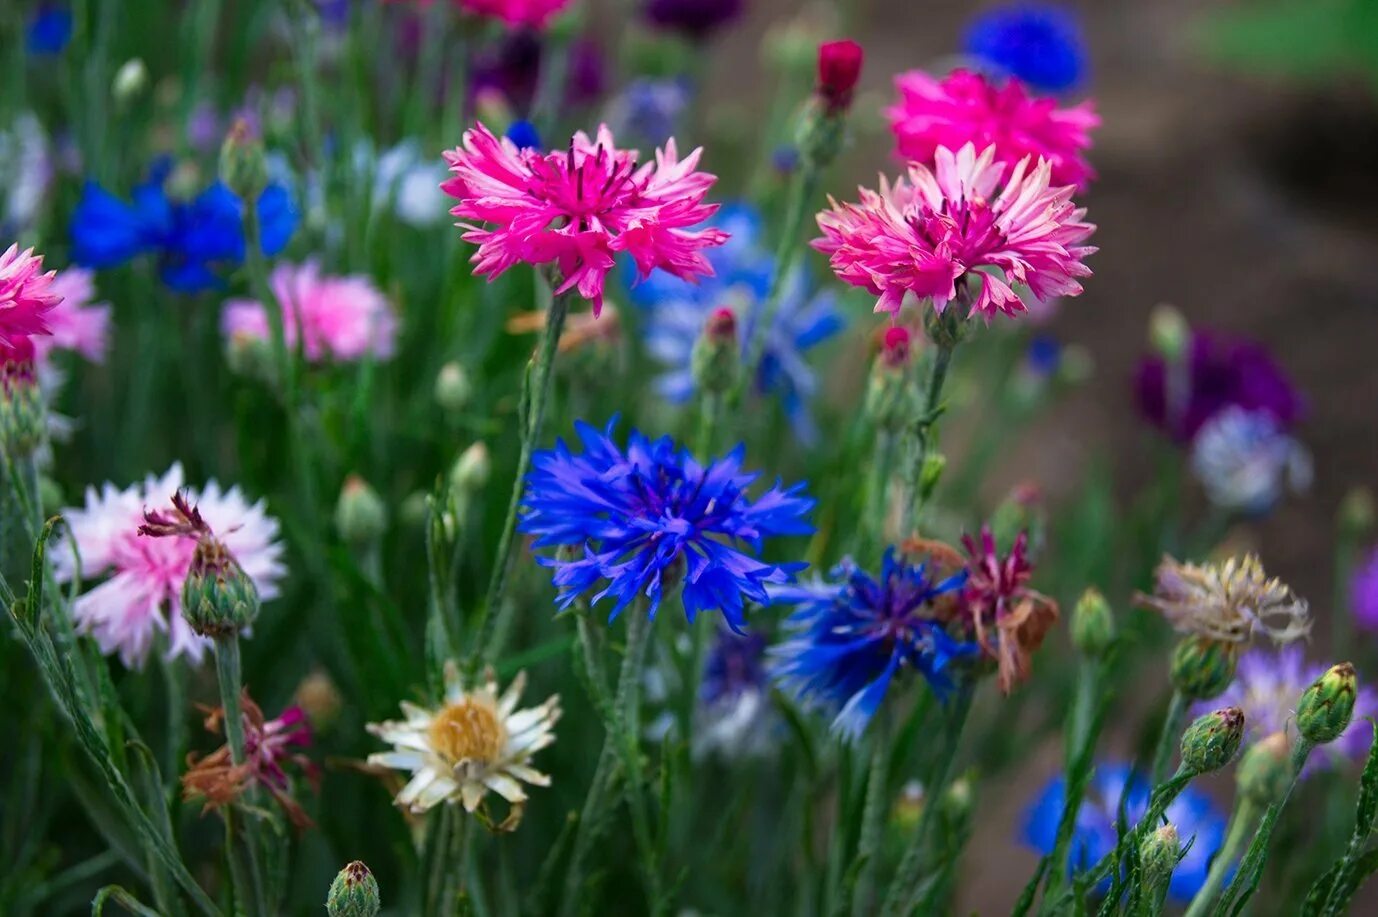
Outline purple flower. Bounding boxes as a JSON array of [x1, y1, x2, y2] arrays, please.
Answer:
[[1353, 547, 1378, 633], [643, 0, 744, 39], [1134, 329, 1305, 443], [519, 419, 814, 628]]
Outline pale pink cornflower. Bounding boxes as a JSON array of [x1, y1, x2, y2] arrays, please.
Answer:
[[54, 463, 286, 669], [0, 243, 61, 346], [456, 0, 572, 28], [34, 267, 111, 365], [441, 122, 728, 316], [887, 69, 1098, 190], [221, 260, 397, 363], [812, 143, 1096, 320]]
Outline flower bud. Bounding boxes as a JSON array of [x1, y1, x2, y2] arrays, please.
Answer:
[[327, 860, 380, 917], [450, 443, 491, 494], [816, 39, 863, 114], [434, 361, 472, 413], [219, 117, 268, 203], [1180, 706, 1245, 774], [691, 307, 740, 396], [112, 58, 148, 105], [939, 773, 974, 827], [1297, 662, 1358, 745], [225, 331, 276, 382], [1169, 636, 1238, 701], [181, 539, 261, 638], [1236, 732, 1291, 806], [1070, 587, 1115, 658], [335, 475, 387, 545], [917, 452, 946, 504], [1139, 824, 1180, 892], [1148, 303, 1189, 362], [400, 491, 430, 530], [891, 780, 925, 834], [0, 338, 44, 457], [294, 670, 342, 732], [864, 326, 914, 431], [1339, 487, 1374, 540], [38, 474, 63, 517], [990, 483, 1045, 557]]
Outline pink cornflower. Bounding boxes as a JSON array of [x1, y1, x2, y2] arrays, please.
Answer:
[[812, 143, 1095, 320], [34, 267, 111, 365], [0, 243, 61, 346], [442, 122, 728, 316], [456, 0, 572, 28], [221, 260, 397, 363], [54, 463, 286, 669], [887, 69, 1098, 190]]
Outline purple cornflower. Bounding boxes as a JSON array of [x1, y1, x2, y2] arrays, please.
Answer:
[[520, 419, 814, 629], [1353, 547, 1378, 632], [770, 548, 976, 740], [643, 0, 744, 39], [1195, 645, 1377, 774], [696, 628, 776, 759], [1134, 328, 1304, 443]]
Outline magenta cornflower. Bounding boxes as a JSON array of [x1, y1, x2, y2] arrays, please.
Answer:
[[35, 267, 111, 365], [887, 69, 1098, 189], [456, 0, 572, 28], [958, 526, 1058, 693], [221, 260, 397, 363], [0, 243, 61, 346], [53, 463, 286, 668], [812, 143, 1095, 320], [441, 122, 728, 316]]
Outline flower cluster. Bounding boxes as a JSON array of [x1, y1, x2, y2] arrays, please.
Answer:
[[441, 123, 728, 315], [520, 419, 814, 628], [813, 143, 1095, 320]]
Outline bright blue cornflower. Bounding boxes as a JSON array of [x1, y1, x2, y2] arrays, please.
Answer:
[[963, 3, 1087, 94], [504, 119, 542, 151], [26, 4, 73, 56], [520, 419, 815, 629], [635, 203, 845, 443], [770, 548, 976, 740], [70, 162, 297, 292], [1023, 763, 1228, 902]]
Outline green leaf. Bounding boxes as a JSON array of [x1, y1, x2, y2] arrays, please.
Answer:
[[1354, 719, 1378, 836], [91, 885, 163, 916], [1011, 856, 1048, 917]]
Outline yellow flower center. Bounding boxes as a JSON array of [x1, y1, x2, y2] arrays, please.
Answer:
[[428, 698, 506, 766]]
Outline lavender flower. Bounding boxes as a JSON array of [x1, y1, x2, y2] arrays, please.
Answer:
[[1353, 546, 1378, 633], [520, 419, 814, 628], [1189, 406, 1311, 515]]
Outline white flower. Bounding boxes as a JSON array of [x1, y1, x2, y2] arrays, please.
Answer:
[[367, 664, 560, 824], [1190, 407, 1310, 515]]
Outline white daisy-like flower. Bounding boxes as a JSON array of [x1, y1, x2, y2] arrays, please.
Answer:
[[367, 663, 560, 825]]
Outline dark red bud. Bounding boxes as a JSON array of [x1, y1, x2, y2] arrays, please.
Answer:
[[817, 40, 864, 113], [880, 325, 911, 368], [704, 306, 738, 343]]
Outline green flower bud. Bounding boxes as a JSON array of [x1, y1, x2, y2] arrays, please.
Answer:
[[939, 773, 974, 828], [327, 860, 380, 917], [691, 307, 740, 396], [917, 452, 946, 505], [1339, 487, 1374, 540], [1236, 732, 1291, 806], [335, 475, 387, 545], [794, 96, 846, 170], [1139, 823, 1180, 893], [219, 118, 268, 203], [450, 443, 491, 494], [863, 326, 914, 431], [112, 58, 148, 105], [225, 331, 276, 383], [1297, 663, 1358, 746], [38, 475, 63, 518], [1180, 706, 1245, 775], [1148, 304, 1189, 362], [181, 540, 260, 638], [399, 491, 430, 530], [1070, 587, 1115, 658], [434, 361, 473, 413], [1057, 344, 1094, 386], [1, 344, 45, 457], [1170, 636, 1239, 701]]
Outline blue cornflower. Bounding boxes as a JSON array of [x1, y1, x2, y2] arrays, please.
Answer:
[[520, 419, 815, 629], [635, 203, 845, 443], [1023, 763, 1228, 902], [1026, 334, 1062, 377], [963, 3, 1087, 94], [1189, 406, 1311, 516], [26, 4, 73, 56], [70, 163, 297, 292], [770, 548, 976, 740], [695, 628, 778, 759], [607, 77, 693, 149], [504, 119, 542, 151], [702, 628, 768, 705]]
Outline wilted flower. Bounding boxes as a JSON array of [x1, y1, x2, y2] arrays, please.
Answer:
[[182, 693, 317, 829], [367, 664, 560, 824], [1023, 763, 1227, 902], [0, 244, 60, 347], [1190, 407, 1311, 515], [1352, 547, 1378, 633], [54, 463, 286, 668], [1134, 328, 1304, 443], [1138, 555, 1310, 646], [963, 4, 1087, 94], [33, 267, 110, 366], [812, 143, 1095, 320], [520, 419, 814, 628], [887, 70, 1098, 189], [958, 526, 1059, 693], [695, 628, 777, 759], [441, 122, 728, 315], [222, 260, 397, 363], [771, 547, 976, 740]]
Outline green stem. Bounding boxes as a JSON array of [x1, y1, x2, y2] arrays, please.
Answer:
[[1040, 659, 1110, 908], [615, 609, 661, 912], [212, 635, 267, 917], [880, 687, 974, 917], [852, 717, 891, 914], [863, 429, 898, 558], [1218, 740, 1314, 914], [1149, 691, 1188, 788], [1079, 768, 1196, 897], [897, 338, 955, 540], [467, 288, 571, 677], [1183, 797, 1259, 917], [0, 451, 40, 589], [694, 389, 724, 459]]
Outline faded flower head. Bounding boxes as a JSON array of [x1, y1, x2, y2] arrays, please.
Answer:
[[812, 143, 1095, 320], [520, 419, 814, 629], [53, 463, 286, 668], [441, 122, 728, 316], [182, 693, 317, 829], [0, 243, 61, 347], [367, 664, 560, 825], [771, 547, 976, 740], [958, 526, 1059, 693], [1189, 406, 1311, 516], [887, 69, 1098, 189], [1139, 555, 1310, 646], [222, 260, 397, 363]]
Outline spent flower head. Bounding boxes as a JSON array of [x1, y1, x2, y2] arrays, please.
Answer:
[[958, 526, 1059, 693], [1139, 554, 1310, 646]]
